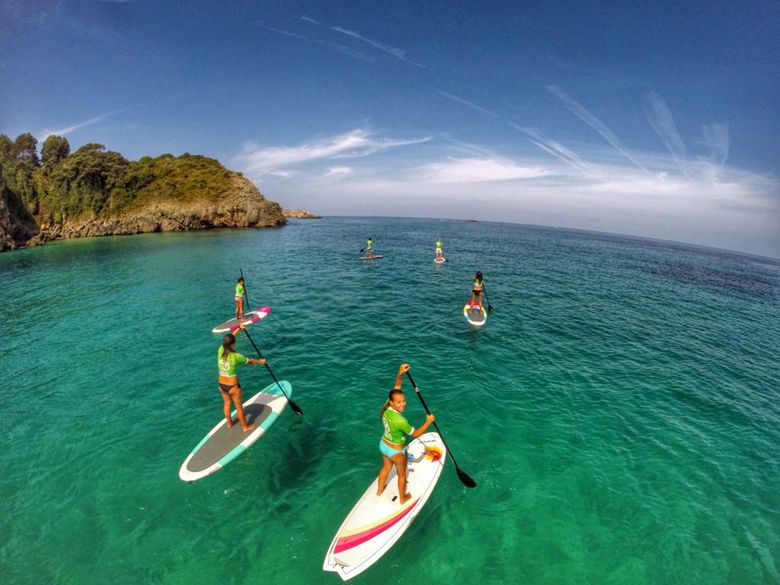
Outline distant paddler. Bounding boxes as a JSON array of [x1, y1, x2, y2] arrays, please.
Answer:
[[435, 238, 443, 259], [235, 276, 246, 319], [377, 363, 435, 505], [469, 271, 484, 309], [365, 237, 374, 258], [218, 325, 266, 432]]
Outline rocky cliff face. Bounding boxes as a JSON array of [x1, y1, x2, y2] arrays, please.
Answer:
[[0, 173, 38, 252], [17, 174, 285, 249]]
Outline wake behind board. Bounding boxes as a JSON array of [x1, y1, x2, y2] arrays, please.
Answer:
[[360, 255, 383, 260], [463, 303, 487, 327], [211, 306, 270, 333], [178, 381, 292, 482], [323, 433, 446, 581], [434, 256, 445, 264]]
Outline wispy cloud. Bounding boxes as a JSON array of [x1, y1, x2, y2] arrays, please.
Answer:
[[438, 91, 499, 117], [548, 84, 649, 174], [510, 123, 593, 175], [235, 128, 430, 177], [701, 123, 729, 166], [260, 25, 375, 64], [325, 166, 353, 176], [299, 15, 319, 24], [331, 26, 425, 68], [37, 106, 132, 140], [420, 156, 548, 183], [644, 92, 687, 175]]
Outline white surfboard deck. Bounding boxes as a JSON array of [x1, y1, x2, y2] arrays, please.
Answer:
[[178, 381, 291, 482], [463, 303, 487, 326], [211, 306, 270, 334], [323, 432, 447, 581]]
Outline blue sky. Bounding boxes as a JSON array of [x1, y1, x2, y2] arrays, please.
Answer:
[[1, 0, 778, 257]]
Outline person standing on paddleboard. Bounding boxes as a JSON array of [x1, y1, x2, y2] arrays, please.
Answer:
[[469, 271, 484, 309], [377, 364, 435, 505], [435, 238, 443, 259], [235, 277, 246, 320], [365, 237, 374, 258], [218, 325, 265, 432]]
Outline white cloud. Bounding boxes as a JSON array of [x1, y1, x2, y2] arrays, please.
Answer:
[[438, 91, 498, 117], [510, 123, 593, 175], [644, 92, 687, 175], [326, 166, 353, 176], [235, 129, 430, 178], [701, 123, 730, 166], [330, 26, 426, 68], [260, 26, 375, 64], [548, 84, 650, 174], [419, 156, 549, 183]]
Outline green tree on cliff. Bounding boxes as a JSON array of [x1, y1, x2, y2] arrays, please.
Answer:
[[41, 135, 70, 167]]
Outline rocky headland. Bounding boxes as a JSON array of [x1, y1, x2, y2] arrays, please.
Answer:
[[0, 133, 285, 252], [283, 208, 321, 219]]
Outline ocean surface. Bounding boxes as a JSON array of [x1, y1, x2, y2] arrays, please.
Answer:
[[1, 217, 778, 584]]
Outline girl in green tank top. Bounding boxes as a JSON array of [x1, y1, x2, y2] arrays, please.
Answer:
[[376, 363, 435, 505], [235, 277, 246, 319]]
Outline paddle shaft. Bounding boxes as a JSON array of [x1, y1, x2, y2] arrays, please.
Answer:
[[405, 371, 475, 487], [482, 282, 494, 310], [242, 327, 303, 416]]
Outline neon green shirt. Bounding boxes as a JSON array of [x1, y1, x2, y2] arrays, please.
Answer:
[[381, 407, 414, 445], [367, 239, 373, 250], [235, 283, 245, 298], [435, 240, 442, 249], [218, 346, 248, 377]]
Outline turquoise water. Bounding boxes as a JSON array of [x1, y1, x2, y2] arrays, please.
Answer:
[[1, 217, 778, 584]]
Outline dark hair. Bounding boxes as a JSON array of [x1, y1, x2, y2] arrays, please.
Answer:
[[221, 333, 236, 360], [475, 271, 483, 282], [237, 277, 244, 284], [380, 389, 404, 420]]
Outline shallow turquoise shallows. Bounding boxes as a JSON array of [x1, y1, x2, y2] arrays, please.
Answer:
[[1, 217, 778, 585]]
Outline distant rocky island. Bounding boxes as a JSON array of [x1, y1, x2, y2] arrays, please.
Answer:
[[0, 132, 285, 252], [283, 209, 321, 219]]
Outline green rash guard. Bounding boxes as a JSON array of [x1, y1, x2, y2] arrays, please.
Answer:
[[218, 346, 248, 377], [382, 407, 414, 445], [366, 239, 373, 250], [235, 283, 245, 298], [436, 240, 442, 250]]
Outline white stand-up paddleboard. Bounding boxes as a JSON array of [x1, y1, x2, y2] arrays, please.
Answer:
[[463, 303, 487, 327], [323, 432, 447, 581], [434, 256, 445, 264], [360, 255, 383, 260], [211, 306, 270, 334], [179, 381, 292, 482]]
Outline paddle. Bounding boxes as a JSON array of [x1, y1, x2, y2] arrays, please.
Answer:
[[482, 283, 494, 311], [241, 327, 303, 416], [238, 268, 303, 416], [405, 371, 476, 488]]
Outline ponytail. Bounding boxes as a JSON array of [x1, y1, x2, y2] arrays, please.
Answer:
[[221, 333, 236, 361], [379, 389, 404, 421]]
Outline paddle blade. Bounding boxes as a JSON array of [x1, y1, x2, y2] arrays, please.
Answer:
[[289, 399, 304, 416], [456, 467, 477, 488]]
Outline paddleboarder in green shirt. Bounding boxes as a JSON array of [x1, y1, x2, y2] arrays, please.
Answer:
[[217, 325, 265, 432], [365, 237, 374, 258], [235, 277, 246, 320], [377, 363, 435, 504], [435, 239, 443, 259]]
